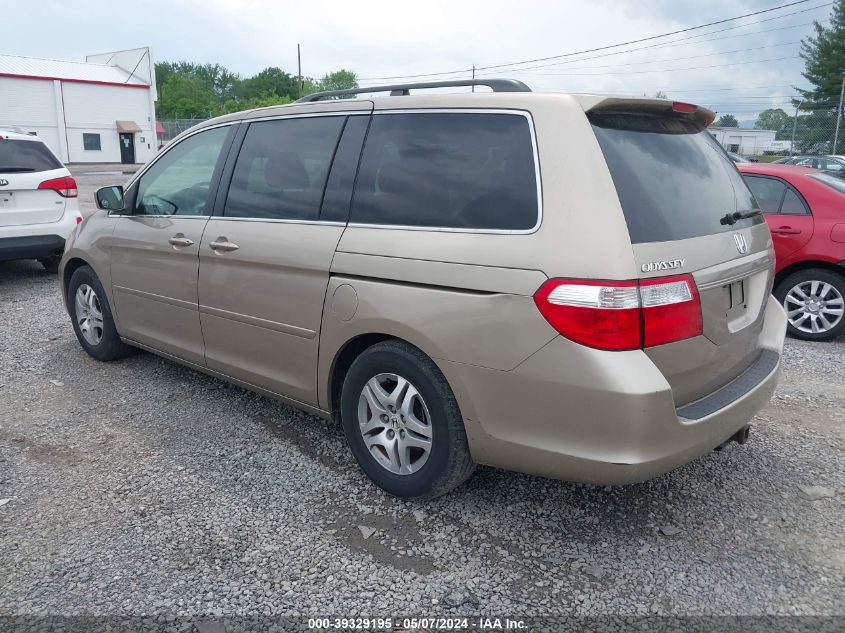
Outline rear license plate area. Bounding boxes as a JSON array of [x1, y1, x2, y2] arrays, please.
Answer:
[[725, 279, 746, 315], [0, 192, 13, 208]]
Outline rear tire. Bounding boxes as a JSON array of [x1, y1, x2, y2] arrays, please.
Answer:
[[67, 265, 136, 361], [340, 340, 475, 499], [39, 256, 61, 274], [775, 268, 845, 341]]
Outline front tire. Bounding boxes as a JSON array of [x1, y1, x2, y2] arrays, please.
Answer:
[[67, 265, 135, 361], [340, 340, 475, 499], [775, 268, 845, 341]]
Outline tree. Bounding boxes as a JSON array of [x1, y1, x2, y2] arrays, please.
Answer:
[[236, 67, 299, 102], [715, 114, 739, 127], [755, 108, 792, 139], [654, 90, 668, 99], [796, 0, 845, 109], [157, 75, 218, 118], [318, 70, 358, 97]]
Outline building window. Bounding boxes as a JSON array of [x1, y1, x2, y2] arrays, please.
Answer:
[[83, 133, 101, 151]]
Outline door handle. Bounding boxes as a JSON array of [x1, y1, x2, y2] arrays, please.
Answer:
[[168, 235, 194, 247], [209, 237, 240, 252], [771, 226, 801, 235]]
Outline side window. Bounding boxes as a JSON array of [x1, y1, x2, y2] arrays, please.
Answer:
[[821, 159, 844, 172], [320, 116, 370, 223], [224, 116, 346, 221], [742, 175, 786, 214], [135, 126, 230, 216], [350, 112, 539, 230], [780, 188, 810, 215]]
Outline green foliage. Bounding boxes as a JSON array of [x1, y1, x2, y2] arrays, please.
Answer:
[[754, 108, 793, 140], [154, 62, 356, 118], [653, 90, 668, 99], [318, 70, 358, 97], [796, 0, 845, 109], [715, 114, 739, 127]]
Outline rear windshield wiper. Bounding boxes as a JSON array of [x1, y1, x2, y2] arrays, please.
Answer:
[[0, 167, 36, 173], [720, 209, 762, 226]]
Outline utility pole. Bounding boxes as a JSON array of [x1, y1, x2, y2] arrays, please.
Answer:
[[791, 99, 803, 157], [833, 71, 845, 155], [297, 44, 303, 99], [472, 65, 475, 92]]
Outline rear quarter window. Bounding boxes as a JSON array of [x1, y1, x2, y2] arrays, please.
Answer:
[[350, 112, 539, 231], [0, 139, 63, 172], [590, 113, 761, 244]]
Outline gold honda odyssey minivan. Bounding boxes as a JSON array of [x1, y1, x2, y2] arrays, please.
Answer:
[[60, 80, 787, 498]]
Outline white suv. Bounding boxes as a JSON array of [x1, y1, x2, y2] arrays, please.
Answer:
[[0, 130, 81, 272]]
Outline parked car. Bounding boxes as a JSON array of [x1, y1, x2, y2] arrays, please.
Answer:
[[59, 83, 786, 498], [0, 130, 81, 272], [727, 151, 754, 163], [738, 163, 845, 341], [774, 155, 845, 174]]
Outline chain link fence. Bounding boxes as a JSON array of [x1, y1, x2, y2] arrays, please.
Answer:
[[157, 109, 844, 159], [156, 118, 210, 146], [789, 107, 843, 156]]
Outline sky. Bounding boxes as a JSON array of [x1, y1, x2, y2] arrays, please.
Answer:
[[2, 0, 837, 123]]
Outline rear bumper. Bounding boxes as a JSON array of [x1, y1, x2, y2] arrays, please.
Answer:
[[0, 234, 66, 262], [0, 209, 80, 262], [445, 294, 787, 485]]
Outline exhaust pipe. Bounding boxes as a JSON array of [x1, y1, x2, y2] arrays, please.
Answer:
[[714, 425, 750, 451]]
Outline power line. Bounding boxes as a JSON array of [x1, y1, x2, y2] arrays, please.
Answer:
[[489, 55, 798, 77], [471, 4, 828, 75], [358, 0, 822, 82], [476, 41, 800, 75]]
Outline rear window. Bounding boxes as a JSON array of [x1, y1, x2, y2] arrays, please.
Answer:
[[590, 114, 762, 243], [0, 138, 62, 173], [810, 172, 845, 195], [350, 112, 539, 231]]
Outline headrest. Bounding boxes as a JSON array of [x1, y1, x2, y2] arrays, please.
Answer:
[[264, 152, 309, 189]]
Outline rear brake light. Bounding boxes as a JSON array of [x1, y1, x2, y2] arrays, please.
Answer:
[[38, 176, 78, 198], [533, 274, 702, 351], [672, 101, 697, 113]]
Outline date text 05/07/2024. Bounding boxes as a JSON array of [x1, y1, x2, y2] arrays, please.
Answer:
[[307, 617, 528, 630]]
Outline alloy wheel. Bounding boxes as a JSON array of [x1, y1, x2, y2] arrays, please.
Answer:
[[783, 280, 844, 335], [75, 284, 104, 345]]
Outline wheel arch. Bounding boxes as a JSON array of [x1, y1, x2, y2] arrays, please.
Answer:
[[61, 257, 93, 308], [774, 260, 845, 291], [324, 331, 478, 425]]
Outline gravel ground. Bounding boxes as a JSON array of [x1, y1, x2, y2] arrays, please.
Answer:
[[0, 168, 843, 624]]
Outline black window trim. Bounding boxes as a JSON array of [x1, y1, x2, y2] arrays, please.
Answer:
[[110, 121, 240, 218], [742, 174, 811, 216], [347, 108, 544, 235], [211, 109, 372, 226]]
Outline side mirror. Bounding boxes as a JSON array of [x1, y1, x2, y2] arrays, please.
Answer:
[[95, 185, 125, 211]]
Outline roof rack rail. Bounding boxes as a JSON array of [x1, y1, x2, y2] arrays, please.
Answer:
[[295, 79, 531, 103]]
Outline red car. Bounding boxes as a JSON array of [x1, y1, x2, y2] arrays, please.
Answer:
[[737, 163, 845, 341]]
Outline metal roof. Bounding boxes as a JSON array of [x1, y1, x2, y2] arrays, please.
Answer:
[[0, 53, 149, 87]]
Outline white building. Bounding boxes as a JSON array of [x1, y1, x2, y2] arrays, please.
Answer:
[[708, 127, 777, 156], [0, 48, 157, 164]]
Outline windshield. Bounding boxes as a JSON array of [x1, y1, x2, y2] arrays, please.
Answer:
[[590, 113, 761, 244], [0, 138, 63, 173], [810, 172, 845, 195]]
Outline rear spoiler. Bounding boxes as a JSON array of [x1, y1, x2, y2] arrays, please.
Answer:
[[584, 97, 715, 132]]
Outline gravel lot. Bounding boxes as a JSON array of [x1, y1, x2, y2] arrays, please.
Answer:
[[0, 168, 843, 625]]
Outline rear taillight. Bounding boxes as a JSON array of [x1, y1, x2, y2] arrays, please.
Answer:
[[38, 176, 78, 198], [533, 274, 702, 351]]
